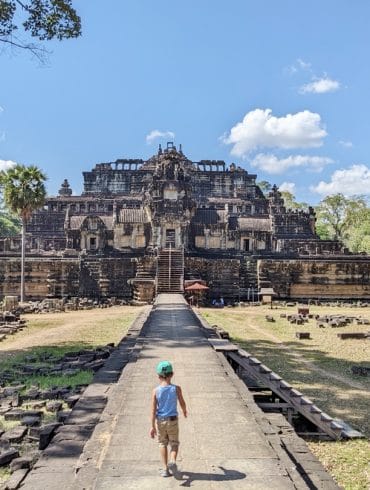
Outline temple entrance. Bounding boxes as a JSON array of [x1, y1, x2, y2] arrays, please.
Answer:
[[165, 229, 176, 248], [244, 239, 250, 252]]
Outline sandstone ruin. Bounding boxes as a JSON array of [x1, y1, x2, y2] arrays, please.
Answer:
[[0, 142, 369, 302]]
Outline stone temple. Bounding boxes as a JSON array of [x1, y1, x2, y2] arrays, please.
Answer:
[[0, 142, 369, 302]]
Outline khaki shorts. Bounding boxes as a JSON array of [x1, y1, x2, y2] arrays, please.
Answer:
[[156, 418, 179, 450]]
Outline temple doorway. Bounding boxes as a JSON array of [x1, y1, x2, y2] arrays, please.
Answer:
[[165, 229, 176, 248]]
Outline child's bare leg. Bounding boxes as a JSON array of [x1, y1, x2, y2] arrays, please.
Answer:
[[169, 447, 178, 462], [159, 446, 168, 469]]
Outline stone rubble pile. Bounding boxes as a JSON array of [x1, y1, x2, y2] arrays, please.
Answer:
[[0, 344, 115, 386], [0, 343, 116, 487], [13, 296, 130, 314], [0, 312, 27, 343]]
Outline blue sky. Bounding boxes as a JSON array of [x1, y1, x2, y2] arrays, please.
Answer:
[[1, 0, 370, 204]]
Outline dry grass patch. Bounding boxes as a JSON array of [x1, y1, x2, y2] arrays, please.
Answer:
[[200, 304, 370, 489], [0, 306, 143, 361]]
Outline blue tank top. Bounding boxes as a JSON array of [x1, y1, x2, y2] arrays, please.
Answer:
[[156, 384, 178, 417]]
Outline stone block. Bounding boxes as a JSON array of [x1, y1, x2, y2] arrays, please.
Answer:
[[4, 409, 26, 421], [46, 401, 63, 412], [9, 456, 33, 472], [39, 423, 61, 450], [0, 448, 19, 466], [3, 468, 29, 489], [295, 332, 310, 340], [21, 416, 41, 427], [2, 426, 27, 443]]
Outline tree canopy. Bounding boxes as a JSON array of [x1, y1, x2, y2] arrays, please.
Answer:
[[0, 0, 81, 58], [315, 193, 370, 254], [0, 202, 21, 235], [0, 164, 47, 221], [279, 191, 308, 210]]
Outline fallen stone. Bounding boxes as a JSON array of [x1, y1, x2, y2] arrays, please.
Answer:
[[2, 426, 27, 443], [4, 409, 27, 421], [25, 400, 46, 409], [39, 423, 61, 450], [24, 388, 40, 399], [3, 468, 28, 489], [84, 359, 105, 372], [57, 410, 71, 423], [0, 448, 19, 466], [3, 388, 18, 397], [65, 395, 80, 408], [46, 401, 63, 412], [21, 416, 41, 427], [9, 455, 33, 472]]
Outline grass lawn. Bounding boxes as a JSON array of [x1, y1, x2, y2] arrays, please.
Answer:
[[0, 305, 142, 386], [0, 306, 142, 359], [200, 304, 370, 490]]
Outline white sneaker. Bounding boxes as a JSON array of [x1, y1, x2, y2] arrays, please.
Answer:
[[159, 468, 170, 477]]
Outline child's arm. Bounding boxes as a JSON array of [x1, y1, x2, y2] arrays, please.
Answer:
[[176, 386, 187, 417], [149, 389, 157, 438]]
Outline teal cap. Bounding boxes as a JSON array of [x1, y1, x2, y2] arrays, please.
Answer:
[[156, 360, 173, 376]]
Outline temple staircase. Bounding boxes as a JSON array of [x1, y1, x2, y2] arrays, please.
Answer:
[[80, 257, 110, 297], [156, 248, 184, 294]]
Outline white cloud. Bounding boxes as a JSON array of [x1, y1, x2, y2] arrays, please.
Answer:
[[300, 77, 340, 94], [339, 140, 353, 148], [297, 58, 312, 71], [146, 130, 175, 144], [0, 159, 17, 171], [286, 58, 312, 75], [279, 182, 296, 194], [311, 164, 370, 196], [250, 153, 333, 174], [0, 106, 4, 113], [222, 109, 327, 157]]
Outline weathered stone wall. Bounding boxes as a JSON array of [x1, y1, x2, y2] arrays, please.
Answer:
[[185, 256, 240, 301], [258, 258, 370, 299], [0, 258, 80, 300], [0, 256, 136, 300]]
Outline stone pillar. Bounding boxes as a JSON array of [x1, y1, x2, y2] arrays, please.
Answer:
[[204, 229, 210, 249]]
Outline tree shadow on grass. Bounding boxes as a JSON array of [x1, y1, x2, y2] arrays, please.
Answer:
[[232, 337, 370, 436]]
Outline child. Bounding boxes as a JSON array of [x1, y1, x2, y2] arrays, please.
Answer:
[[150, 360, 187, 478]]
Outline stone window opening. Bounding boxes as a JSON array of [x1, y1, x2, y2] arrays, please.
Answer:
[[90, 237, 96, 250], [244, 238, 251, 252]]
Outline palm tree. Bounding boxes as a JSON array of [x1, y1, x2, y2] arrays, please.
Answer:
[[0, 165, 46, 302]]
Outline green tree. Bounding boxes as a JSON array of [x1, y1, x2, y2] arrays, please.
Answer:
[[0, 0, 81, 59], [315, 194, 370, 253], [315, 194, 367, 242], [0, 206, 21, 235], [344, 207, 370, 254], [257, 180, 272, 194], [0, 164, 46, 301], [280, 191, 308, 210]]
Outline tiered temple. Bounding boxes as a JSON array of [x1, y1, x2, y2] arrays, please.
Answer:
[[0, 143, 369, 302]]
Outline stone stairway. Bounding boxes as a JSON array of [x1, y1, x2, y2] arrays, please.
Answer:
[[130, 256, 156, 303], [257, 259, 273, 291], [239, 257, 258, 299], [156, 247, 184, 293], [80, 257, 110, 297]]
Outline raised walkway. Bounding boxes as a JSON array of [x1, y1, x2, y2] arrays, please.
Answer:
[[20, 294, 338, 489]]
